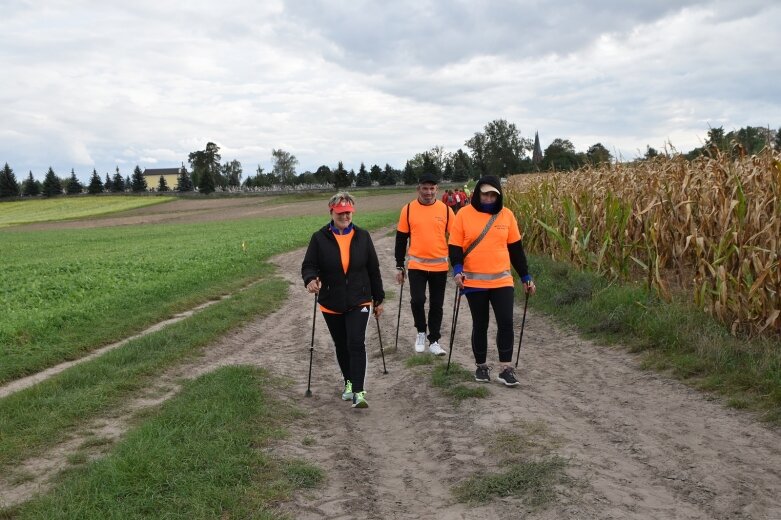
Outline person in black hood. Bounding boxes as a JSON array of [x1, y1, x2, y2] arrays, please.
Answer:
[[302, 192, 385, 409], [448, 175, 536, 386]]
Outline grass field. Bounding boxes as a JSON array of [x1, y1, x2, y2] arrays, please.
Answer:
[[0, 196, 174, 227], [0, 206, 398, 383]]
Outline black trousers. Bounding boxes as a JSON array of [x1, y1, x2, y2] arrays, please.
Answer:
[[322, 306, 371, 392], [408, 269, 448, 342], [465, 286, 515, 364]]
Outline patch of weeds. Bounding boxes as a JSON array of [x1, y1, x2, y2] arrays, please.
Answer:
[[66, 452, 88, 465], [79, 435, 113, 450], [453, 457, 567, 506], [6, 469, 35, 485], [302, 436, 316, 446], [489, 420, 562, 460], [552, 273, 594, 306], [431, 364, 489, 401], [405, 353, 436, 367], [281, 459, 325, 489]]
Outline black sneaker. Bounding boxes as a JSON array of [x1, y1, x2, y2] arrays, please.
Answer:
[[497, 367, 520, 386], [474, 365, 491, 382]]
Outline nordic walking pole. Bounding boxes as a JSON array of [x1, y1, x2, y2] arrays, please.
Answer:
[[446, 286, 461, 373], [394, 275, 404, 351], [305, 291, 318, 397], [375, 311, 388, 374], [514, 291, 530, 368]]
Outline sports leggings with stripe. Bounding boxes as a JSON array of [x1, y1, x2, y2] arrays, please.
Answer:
[[322, 306, 370, 392], [464, 286, 515, 364]]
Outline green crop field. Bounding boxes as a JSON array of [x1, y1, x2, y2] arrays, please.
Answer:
[[0, 208, 398, 383], [0, 196, 174, 227]]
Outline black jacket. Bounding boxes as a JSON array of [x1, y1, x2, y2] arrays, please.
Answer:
[[301, 224, 385, 313]]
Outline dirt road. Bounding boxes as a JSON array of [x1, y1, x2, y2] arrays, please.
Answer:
[[2, 195, 780, 518]]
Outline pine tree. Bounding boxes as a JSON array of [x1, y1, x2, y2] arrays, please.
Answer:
[[355, 163, 371, 187], [112, 167, 125, 192], [177, 166, 193, 192], [42, 167, 62, 197], [379, 164, 397, 186], [22, 171, 41, 196], [197, 168, 215, 194], [333, 161, 350, 189], [88, 168, 104, 194], [157, 175, 170, 192], [130, 165, 147, 192], [0, 163, 20, 197], [66, 169, 83, 194], [104, 172, 113, 193], [370, 164, 382, 184]]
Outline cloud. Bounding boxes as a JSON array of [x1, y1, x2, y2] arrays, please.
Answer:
[[1, 0, 779, 181]]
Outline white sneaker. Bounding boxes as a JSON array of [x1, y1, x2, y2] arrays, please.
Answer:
[[415, 332, 426, 353], [428, 341, 446, 356]]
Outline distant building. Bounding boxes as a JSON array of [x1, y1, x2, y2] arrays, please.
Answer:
[[532, 131, 543, 167], [143, 167, 184, 191]]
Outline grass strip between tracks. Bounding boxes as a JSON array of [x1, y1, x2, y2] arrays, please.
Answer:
[[0, 277, 287, 469], [5, 366, 322, 519]]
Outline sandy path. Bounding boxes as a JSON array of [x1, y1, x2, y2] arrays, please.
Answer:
[[2, 228, 780, 518]]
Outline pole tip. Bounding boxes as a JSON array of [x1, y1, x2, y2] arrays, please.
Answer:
[[305, 390, 312, 397]]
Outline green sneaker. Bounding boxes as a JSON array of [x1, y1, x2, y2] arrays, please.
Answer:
[[351, 390, 368, 409], [341, 380, 353, 401]]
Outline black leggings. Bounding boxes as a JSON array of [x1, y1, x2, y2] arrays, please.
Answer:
[[322, 306, 371, 392], [465, 287, 515, 364], [408, 269, 448, 342]]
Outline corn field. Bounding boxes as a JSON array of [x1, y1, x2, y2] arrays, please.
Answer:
[[505, 151, 781, 337]]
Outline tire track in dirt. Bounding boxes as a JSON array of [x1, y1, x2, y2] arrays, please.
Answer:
[[2, 229, 780, 519]]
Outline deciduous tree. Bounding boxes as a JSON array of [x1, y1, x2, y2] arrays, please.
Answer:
[[466, 119, 531, 177], [271, 148, 298, 185], [188, 142, 221, 188], [586, 143, 612, 166]]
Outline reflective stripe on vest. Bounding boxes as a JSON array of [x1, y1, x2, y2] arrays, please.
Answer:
[[463, 270, 511, 280], [409, 255, 448, 264]]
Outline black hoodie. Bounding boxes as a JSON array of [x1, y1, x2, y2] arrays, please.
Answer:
[[470, 175, 504, 214]]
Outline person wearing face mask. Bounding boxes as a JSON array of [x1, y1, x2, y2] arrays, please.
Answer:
[[394, 172, 455, 356], [301, 192, 385, 408], [448, 176, 537, 386]]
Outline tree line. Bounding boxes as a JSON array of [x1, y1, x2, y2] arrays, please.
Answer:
[[2, 121, 779, 199]]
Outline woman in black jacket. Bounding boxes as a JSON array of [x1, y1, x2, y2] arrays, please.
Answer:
[[301, 192, 385, 409]]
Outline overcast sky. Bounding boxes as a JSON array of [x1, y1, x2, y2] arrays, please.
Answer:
[[2, 0, 780, 182]]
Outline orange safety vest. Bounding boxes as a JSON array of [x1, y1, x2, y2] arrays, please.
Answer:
[[449, 205, 522, 289], [397, 200, 454, 271]]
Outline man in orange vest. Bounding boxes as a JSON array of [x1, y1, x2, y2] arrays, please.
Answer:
[[395, 173, 456, 355]]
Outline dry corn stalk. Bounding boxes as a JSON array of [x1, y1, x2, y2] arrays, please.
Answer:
[[505, 151, 781, 337]]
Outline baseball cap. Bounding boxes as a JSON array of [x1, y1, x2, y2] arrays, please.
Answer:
[[480, 184, 500, 194], [418, 172, 439, 184]]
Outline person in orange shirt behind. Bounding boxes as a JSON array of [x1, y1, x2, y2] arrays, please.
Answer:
[[395, 173, 455, 355], [449, 175, 536, 386]]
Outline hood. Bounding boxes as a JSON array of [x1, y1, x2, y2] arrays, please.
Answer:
[[470, 175, 504, 214]]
